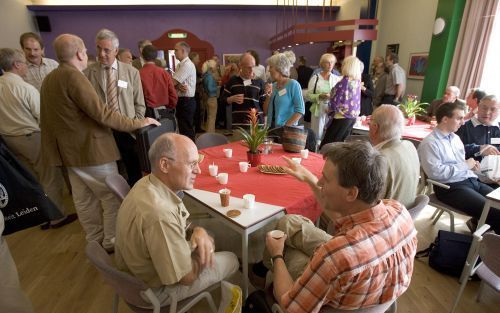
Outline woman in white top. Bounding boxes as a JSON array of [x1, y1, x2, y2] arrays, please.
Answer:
[[307, 53, 341, 143]]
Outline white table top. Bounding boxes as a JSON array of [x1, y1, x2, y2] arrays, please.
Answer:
[[185, 189, 285, 229], [486, 186, 500, 202]]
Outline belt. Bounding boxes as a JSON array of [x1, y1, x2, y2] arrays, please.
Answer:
[[152, 106, 175, 120]]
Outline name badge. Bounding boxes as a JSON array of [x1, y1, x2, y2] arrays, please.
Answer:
[[278, 88, 287, 97], [243, 79, 252, 86], [491, 138, 500, 145], [118, 80, 128, 88]]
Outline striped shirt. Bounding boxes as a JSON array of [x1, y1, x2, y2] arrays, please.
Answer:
[[173, 57, 196, 97], [281, 199, 417, 313], [24, 57, 59, 91], [221, 75, 266, 125]]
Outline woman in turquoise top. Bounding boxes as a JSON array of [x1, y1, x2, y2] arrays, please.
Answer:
[[264, 51, 305, 128]]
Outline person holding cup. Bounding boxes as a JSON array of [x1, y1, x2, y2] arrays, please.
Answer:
[[115, 133, 238, 305]]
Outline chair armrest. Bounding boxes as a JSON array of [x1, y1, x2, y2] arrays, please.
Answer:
[[473, 224, 491, 239], [426, 178, 450, 189], [141, 288, 161, 313]]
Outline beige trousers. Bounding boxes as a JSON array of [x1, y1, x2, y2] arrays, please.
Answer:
[[263, 214, 332, 280], [2, 133, 66, 216], [153, 251, 239, 306], [0, 236, 34, 313], [68, 163, 121, 249], [205, 96, 218, 133]]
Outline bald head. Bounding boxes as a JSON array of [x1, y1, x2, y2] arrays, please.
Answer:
[[53, 34, 86, 66], [239, 53, 255, 80], [369, 105, 404, 144]]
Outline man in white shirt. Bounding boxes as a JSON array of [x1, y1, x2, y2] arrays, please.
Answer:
[[19, 32, 59, 91], [173, 41, 197, 141], [382, 52, 406, 105]]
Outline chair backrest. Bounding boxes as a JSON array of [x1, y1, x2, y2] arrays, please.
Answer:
[[105, 174, 131, 202], [479, 232, 500, 277], [195, 133, 230, 150], [407, 194, 429, 220], [85, 241, 153, 308]]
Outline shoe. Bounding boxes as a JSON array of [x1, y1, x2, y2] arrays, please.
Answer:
[[50, 213, 78, 229], [40, 222, 50, 230], [466, 218, 478, 232], [249, 262, 268, 290]]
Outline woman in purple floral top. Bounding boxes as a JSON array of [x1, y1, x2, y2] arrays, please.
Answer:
[[319, 56, 362, 148]]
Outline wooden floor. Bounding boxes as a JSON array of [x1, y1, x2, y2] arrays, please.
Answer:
[[6, 193, 500, 313]]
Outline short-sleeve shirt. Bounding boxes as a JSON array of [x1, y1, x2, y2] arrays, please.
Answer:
[[281, 200, 417, 312], [173, 57, 196, 97], [0, 72, 40, 136], [385, 63, 406, 95], [115, 174, 192, 288], [267, 79, 305, 127], [24, 57, 59, 91]]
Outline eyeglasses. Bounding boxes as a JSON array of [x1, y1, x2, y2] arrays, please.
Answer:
[[166, 157, 200, 170], [97, 46, 115, 55]]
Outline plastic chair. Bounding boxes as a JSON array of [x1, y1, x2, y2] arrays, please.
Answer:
[[195, 133, 230, 150], [450, 224, 500, 313], [105, 174, 131, 202], [407, 194, 429, 220], [272, 300, 396, 313], [85, 241, 218, 313]]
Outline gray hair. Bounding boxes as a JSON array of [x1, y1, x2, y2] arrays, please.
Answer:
[[267, 50, 295, 77], [319, 53, 336, 66], [324, 141, 387, 205], [371, 105, 404, 141], [479, 94, 498, 105], [447, 86, 461, 98], [341, 56, 362, 80], [95, 28, 119, 49], [176, 41, 191, 54], [0, 48, 25, 71], [148, 133, 176, 173]]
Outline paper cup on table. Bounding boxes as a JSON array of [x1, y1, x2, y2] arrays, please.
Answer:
[[216, 173, 228, 185], [243, 194, 255, 209], [292, 157, 302, 164], [208, 164, 218, 177], [269, 230, 285, 239], [239, 162, 250, 173], [223, 148, 233, 158], [300, 149, 309, 159], [219, 188, 231, 207]]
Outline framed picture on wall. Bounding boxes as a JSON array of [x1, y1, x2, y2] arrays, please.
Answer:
[[408, 52, 429, 79], [386, 44, 399, 55], [223, 53, 242, 66]]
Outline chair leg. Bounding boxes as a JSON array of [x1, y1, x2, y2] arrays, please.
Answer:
[[432, 210, 444, 225], [430, 208, 440, 220], [112, 294, 119, 313], [476, 281, 485, 303], [450, 272, 470, 313], [449, 211, 455, 233]]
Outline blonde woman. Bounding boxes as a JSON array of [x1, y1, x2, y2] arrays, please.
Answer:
[[202, 59, 218, 132], [307, 53, 341, 144], [319, 56, 362, 148]]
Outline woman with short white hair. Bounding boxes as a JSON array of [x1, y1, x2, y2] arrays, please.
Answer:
[[307, 53, 341, 145]]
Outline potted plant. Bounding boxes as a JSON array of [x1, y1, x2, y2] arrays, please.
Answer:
[[398, 94, 428, 125], [236, 108, 269, 166]]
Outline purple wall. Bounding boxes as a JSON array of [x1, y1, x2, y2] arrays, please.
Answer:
[[30, 6, 333, 68]]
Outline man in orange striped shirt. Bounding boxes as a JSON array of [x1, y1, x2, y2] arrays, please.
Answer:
[[266, 141, 417, 312]]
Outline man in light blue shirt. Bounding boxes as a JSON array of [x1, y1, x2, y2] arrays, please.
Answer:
[[418, 102, 500, 233]]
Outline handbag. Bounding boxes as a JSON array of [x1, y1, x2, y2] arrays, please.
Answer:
[[0, 139, 63, 235], [416, 230, 472, 277], [282, 126, 307, 153]]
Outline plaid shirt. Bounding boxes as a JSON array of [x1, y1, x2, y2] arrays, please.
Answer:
[[281, 199, 417, 313]]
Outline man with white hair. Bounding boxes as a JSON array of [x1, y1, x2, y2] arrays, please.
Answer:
[[84, 28, 146, 186], [420, 85, 465, 122], [369, 105, 420, 207]]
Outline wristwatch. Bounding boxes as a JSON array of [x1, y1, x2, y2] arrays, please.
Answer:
[[270, 254, 284, 267]]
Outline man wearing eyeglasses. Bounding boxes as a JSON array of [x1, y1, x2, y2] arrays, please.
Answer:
[[115, 133, 239, 306], [84, 28, 146, 186]]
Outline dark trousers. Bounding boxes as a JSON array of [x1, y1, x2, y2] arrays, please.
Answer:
[[176, 97, 196, 141], [381, 94, 396, 105], [320, 118, 356, 149], [113, 131, 142, 186], [434, 177, 500, 233]]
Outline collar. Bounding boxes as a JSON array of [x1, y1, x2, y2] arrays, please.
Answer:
[[433, 127, 454, 140], [1, 71, 24, 82], [471, 116, 500, 128], [27, 57, 46, 68], [374, 138, 395, 150], [149, 174, 183, 205], [100, 59, 118, 70], [334, 200, 397, 232]]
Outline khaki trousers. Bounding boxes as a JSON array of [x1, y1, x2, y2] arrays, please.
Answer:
[[0, 236, 34, 313], [205, 96, 218, 133], [68, 163, 121, 249], [153, 251, 239, 306], [2, 133, 66, 216], [263, 214, 332, 280]]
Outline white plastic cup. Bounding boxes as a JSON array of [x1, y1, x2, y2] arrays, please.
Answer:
[[292, 157, 302, 164], [216, 173, 229, 185], [300, 149, 309, 159], [223, 148, 233, 158], [243, 194, 255, 209], [209, 164, 218, 177], [239, 162, 250, 173]]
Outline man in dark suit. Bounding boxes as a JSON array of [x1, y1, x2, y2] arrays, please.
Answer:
[[40, 33, 158, 252], [84, 28, 146, 186]]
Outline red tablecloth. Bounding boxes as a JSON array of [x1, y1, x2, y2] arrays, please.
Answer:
[[195, 141, 324, 222], [357, 118, 432, 141]]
